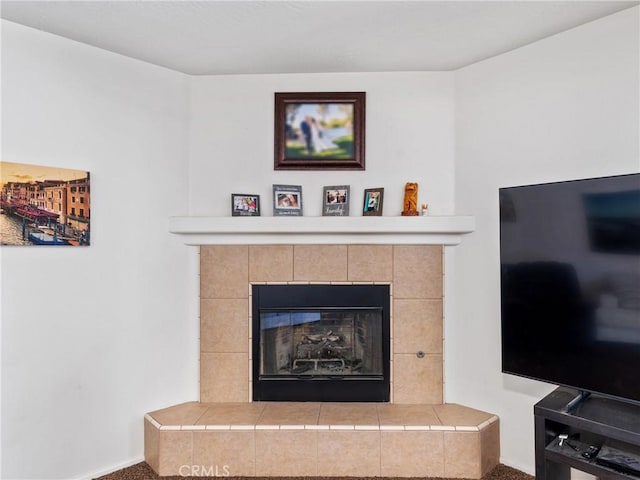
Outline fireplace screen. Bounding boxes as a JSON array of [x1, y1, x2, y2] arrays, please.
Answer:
[[252, 284, 390, 402], [259, 309, 383, 377]]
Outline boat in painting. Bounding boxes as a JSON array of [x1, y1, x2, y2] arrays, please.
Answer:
[[28, 229, 69, 246]]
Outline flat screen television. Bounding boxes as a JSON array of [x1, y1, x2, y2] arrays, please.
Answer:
[[500, 173, 640, 404]]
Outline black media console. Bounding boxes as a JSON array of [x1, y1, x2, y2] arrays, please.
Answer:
[[535, 388, 640, 480]]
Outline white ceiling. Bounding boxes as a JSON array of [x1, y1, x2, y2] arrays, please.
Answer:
[[1, 1, 638, 75]]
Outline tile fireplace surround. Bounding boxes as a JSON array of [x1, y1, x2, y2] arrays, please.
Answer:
[[146, 218, 499, 477]]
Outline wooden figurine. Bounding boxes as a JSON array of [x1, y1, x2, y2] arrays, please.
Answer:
[[401, 182, 419, 216]]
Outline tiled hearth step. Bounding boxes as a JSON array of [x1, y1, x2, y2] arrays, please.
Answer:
[[144, 402, 499, 478]]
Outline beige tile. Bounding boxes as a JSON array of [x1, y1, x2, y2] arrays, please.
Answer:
[[144, 417, 160, 473], [433, 404, 496, 428], [255, 430, 318, 476], [377, 404, 440, 426], [293, 245, 347, 281], [201, 246, 248, 299], [158, 431, 193, 476], [393, 245, 442, 299], [347, 245, 393, 282], [196, 403, 265, 425], [318, 402, 379, 425], [148, 402, 209, 426], [381, 430, 444, 477], [257, 402, 321, 425], [193, 430, 255, 476], [481, 419, 500, 476], [444, 431, 482, 479], [394, 299, 443, 354], [249, 245, 294, 282], [393, 353, 443, 404], [201, 299, 248, 353], [317, 431, 380, 476], [201, 353, 248, 403]]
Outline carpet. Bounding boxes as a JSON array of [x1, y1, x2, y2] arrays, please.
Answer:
[[94, 462, 533, 480]]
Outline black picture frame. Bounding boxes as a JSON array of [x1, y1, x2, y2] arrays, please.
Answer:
[[231, 194, 260, 216]]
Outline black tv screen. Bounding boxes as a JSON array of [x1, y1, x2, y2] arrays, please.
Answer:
[[500, 173, 640, 404]]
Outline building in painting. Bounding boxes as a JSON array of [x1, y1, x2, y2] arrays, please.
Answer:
[[41, 182, 67, 220], [65, 176, 91, 232]]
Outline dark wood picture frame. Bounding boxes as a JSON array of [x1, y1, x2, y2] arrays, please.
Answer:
[[363, 188, 384, 216], [274, 92, 366, 171]]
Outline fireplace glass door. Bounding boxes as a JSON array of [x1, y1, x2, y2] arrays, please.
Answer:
[[252, 284, 390, 402], [259, 308, 383, 378]]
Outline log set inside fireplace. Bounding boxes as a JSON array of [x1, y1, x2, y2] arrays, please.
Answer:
[[252, 284, 390, 402]]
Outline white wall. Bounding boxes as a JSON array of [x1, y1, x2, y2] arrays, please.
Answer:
[[1, 21, 197, 479], [452, 6, 639, 474], [188, 72, 455, 217]]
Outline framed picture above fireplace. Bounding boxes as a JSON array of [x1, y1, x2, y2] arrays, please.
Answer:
[[274, 92, 366, 171]]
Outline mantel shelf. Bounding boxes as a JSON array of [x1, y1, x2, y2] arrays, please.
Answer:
[[169, 215, 475, 245]]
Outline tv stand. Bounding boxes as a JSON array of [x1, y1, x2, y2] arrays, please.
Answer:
[[535, 388, 640, 479]]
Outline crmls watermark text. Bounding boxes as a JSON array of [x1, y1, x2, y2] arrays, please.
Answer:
[[178, 464, 230, 477]]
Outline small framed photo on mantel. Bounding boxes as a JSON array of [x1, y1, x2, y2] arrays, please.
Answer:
[[231, 194, 260, 216], [363, 188, 384, 216], [323, 185, 350, 216], [273, 184, 303, 216]]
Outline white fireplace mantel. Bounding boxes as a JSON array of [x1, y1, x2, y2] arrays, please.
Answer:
[[168, 215, 475, 245]]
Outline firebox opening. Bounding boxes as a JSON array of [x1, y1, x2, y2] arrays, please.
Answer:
[[252, 284, 390, 402]]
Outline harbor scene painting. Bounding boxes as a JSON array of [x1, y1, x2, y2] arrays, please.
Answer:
[[1, 161, 90, 246]]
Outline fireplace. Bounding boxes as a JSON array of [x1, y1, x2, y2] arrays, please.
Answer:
[[148, 238, 501, 479], [252, 284, 390, 402]]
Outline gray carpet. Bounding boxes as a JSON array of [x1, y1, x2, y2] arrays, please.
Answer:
[[95, 462, 533, 480]]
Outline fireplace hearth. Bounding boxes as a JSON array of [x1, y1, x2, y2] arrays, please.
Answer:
[[252, 284, 390, 402]]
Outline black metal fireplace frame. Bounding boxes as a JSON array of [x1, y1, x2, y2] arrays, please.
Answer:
[[252, 284, 391, 402]]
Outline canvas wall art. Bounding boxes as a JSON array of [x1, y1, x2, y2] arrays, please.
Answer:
[[0, 161, 91, 246]]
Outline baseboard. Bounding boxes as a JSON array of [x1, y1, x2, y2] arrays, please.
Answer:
[[78, 456, 144, 480], [499, 457, 534, 476]]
